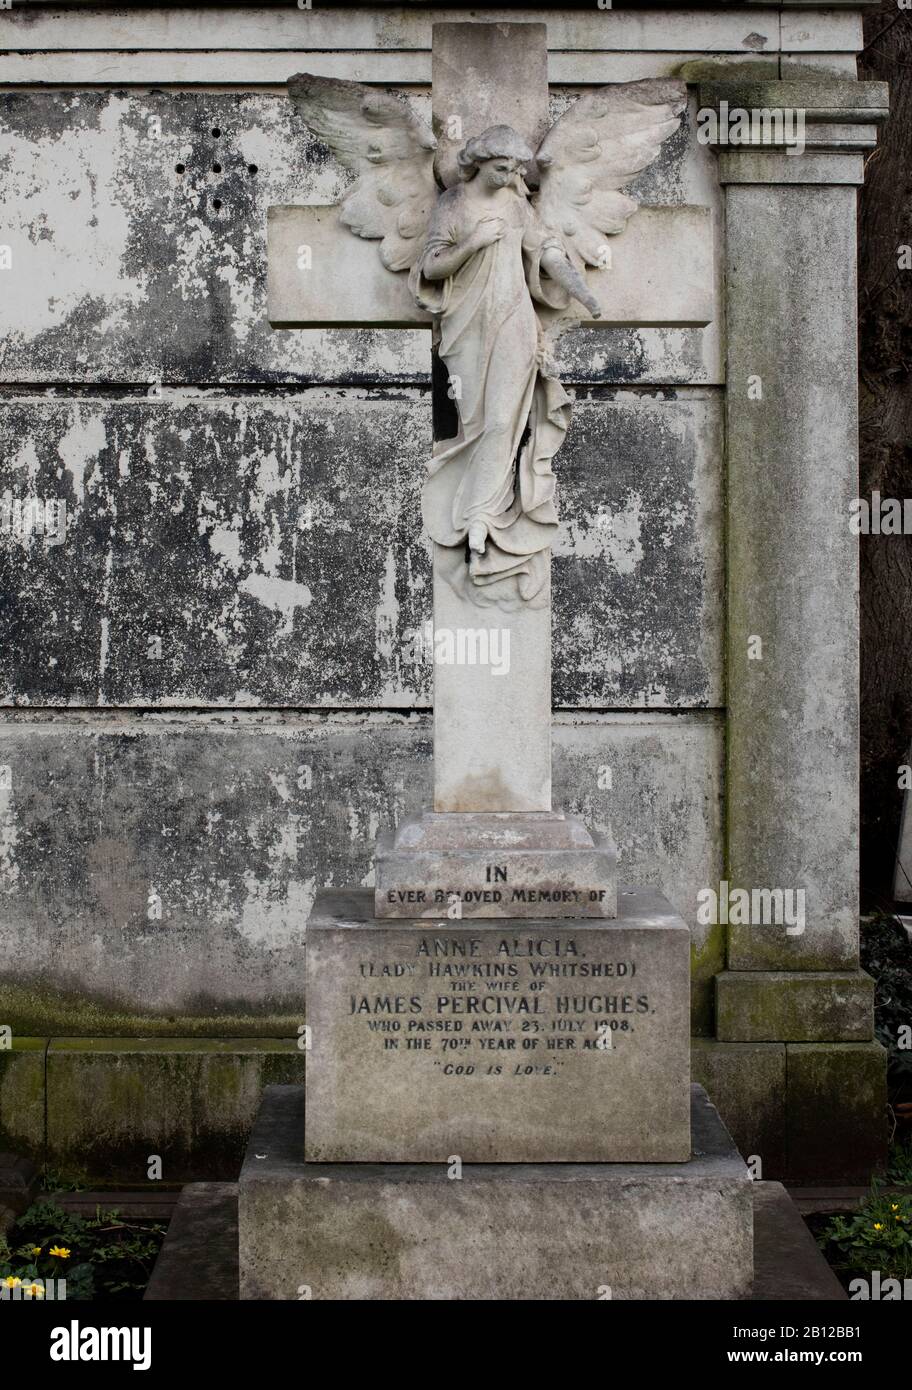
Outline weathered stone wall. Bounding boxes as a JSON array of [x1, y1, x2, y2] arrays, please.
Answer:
[[0, 3, 878, 1182]]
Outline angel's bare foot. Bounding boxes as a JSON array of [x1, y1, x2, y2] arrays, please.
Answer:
[[468, 521, 488, 554]]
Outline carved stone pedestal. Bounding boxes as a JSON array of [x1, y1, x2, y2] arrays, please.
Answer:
[[306, 888, 686, 1162], [238, 886, 749, 1298]]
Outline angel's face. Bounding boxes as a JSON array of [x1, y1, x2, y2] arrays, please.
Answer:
[[478, 157, 522, 191]]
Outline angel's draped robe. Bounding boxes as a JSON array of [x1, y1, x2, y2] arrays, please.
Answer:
[[410, 183, 573, 603]]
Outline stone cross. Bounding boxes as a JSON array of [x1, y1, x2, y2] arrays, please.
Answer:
[[267, 21, 712, 918]]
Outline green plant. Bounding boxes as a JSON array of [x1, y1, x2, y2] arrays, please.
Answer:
[[887, 1137, 912, 1185], [816, 1186, 912, 1283], [42, 1167, 88, 1194], [0, 1201, 166, 1300]]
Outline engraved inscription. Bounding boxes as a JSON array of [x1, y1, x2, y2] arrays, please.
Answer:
[[345, 932, 653, 1080], [306, 910, 690, 1162], [384, 888, 611, 906]]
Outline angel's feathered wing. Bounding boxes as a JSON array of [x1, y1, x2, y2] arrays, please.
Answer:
[[288, 73, 438, 273], [534, 79, 687, 272]]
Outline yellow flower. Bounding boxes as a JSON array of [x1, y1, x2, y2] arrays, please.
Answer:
[[2, 1275, 21, 1289], [873, 1223, 883, 1230], [24, 1282, 45, 1298], [30, 1245, 42, 1256], [891, 1204, 899, 1211], [48, 1246, 70, 1259]]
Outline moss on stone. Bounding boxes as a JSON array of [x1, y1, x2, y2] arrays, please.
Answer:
[[716, 971, 874, 1042], [0, 980, 305, 1039], [44, 1039, 305, 1183], [0, 1039, 48, 1162], [691, 922, 726, 1035]]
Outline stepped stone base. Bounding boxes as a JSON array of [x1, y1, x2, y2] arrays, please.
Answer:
[[238, 1084, 753, 1301], [375, 812, 617, 919]]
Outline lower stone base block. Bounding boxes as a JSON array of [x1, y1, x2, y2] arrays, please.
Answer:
[[692, 1039, 787, 1176], [239, 1084, 753, 1300], [692, 1037, 887, 1184], [46, 1039, 306, 1184], [786, 1042, 887, 1184]]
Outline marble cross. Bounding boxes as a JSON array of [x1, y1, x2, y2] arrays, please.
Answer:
[[267, 22, 712, 918]]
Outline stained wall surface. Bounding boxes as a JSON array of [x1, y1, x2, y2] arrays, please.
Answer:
[[0, 6, 863, 1089]]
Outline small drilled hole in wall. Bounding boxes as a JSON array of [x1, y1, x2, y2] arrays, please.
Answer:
[[212, 198, 222, 210], [248, 164, 258, 176], [212, 127, 221, 138], [175, 163, 185, 174]]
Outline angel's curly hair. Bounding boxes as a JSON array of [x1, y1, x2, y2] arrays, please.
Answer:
[[456, 125, 534, 180]]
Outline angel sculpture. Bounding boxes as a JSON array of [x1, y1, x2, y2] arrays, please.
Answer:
[[289, 74, 686, 605]]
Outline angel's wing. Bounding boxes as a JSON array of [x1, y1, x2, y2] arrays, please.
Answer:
[[288, 73, 438, 272], [534, 79, 687, 271]]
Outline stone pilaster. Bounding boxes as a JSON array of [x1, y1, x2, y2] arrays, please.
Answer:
[[697, 81, 889, 1181]]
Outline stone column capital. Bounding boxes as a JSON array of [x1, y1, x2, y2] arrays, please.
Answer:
[[697, 80, 889, 125], [695, 79, 889, 185]]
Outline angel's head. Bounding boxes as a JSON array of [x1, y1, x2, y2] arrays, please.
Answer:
[[456, 126, 534, 190]]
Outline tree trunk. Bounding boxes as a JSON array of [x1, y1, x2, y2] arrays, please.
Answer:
[[858, 3, 912, 906]]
